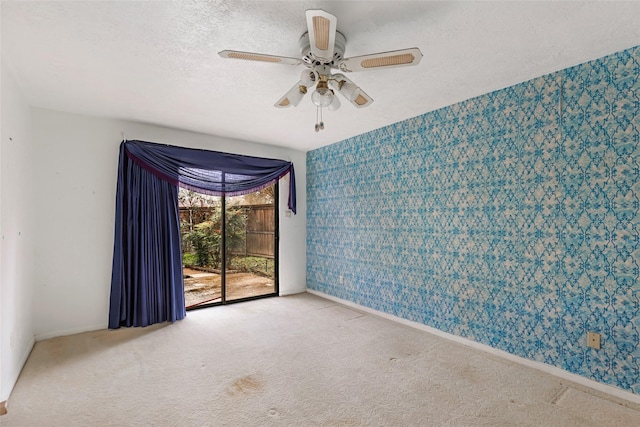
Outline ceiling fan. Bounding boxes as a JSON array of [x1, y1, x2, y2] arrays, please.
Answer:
[[219, 9, 423, 132]]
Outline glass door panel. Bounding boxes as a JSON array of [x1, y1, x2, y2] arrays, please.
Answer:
[[225, 185, 277, 302], [179, 190, 224, 309]]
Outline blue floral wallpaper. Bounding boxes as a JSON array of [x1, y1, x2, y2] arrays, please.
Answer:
[[306, 46, 640, 393]]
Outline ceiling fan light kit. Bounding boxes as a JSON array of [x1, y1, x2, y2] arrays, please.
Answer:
[[220, 9, 423, 132], [311, 77, 334, 107]]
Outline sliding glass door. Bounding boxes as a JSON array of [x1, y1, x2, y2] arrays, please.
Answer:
[[180, 184, 278, 309]]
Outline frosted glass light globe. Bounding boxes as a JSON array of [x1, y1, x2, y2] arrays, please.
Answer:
[[311, 87, 334, 107]]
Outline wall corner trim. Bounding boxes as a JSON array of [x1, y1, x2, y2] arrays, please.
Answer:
[[1, 335, 36, 407], [306, 289, 640, 405]]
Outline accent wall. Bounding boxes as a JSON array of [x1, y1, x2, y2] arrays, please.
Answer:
[[307, 46, 640, 394]]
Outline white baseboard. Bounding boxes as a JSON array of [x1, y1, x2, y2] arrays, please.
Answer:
[[306, 289, 640, 405], [279, 287, 306, 296], [35, 324, 106, 341]]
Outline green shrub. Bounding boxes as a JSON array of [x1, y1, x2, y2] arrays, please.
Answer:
[[181, 207, 246, 269], [182, 253, 197, 267]]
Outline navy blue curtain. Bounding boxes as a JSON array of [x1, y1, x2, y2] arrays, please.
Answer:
[[109, 140, 296, 329]]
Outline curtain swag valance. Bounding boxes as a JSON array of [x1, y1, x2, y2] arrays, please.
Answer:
[[124, 140, 296, 212]]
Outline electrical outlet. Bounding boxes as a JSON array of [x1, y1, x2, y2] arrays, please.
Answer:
[[587, 332, 601, 350], [339, 275, 344, 284]]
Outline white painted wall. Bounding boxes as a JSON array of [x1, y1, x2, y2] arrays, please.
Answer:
[[1, 62, 35, 402], [31, 109, 306, 340]]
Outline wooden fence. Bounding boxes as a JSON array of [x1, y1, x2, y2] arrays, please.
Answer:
[[179, 204, 275, 258], [243, 205, 275, 258]]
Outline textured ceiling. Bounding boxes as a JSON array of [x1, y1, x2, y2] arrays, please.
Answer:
[[2, 1, 639, 152]]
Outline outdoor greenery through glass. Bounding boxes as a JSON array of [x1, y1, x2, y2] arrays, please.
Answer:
[[180, 187, 276, 278], [181, 206, 246, 270]]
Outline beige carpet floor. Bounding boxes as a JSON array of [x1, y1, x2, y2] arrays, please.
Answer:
[[3, 293, 640, 426]]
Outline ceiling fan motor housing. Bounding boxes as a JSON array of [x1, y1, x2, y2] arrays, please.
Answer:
[[300, 30, 346, 68]]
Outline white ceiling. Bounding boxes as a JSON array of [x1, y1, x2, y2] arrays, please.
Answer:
[[2, 1, 639, 152]]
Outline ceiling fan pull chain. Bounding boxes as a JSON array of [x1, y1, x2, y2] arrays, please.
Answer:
[[315, 107, 325, 132]]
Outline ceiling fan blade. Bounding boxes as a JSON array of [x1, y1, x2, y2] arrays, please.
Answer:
[[329, 74, 373, 108], [274, 81, 307, 108], [305, 9, 338, 62], [219, 50, 302, 66], [338, 48, 423, 72]]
